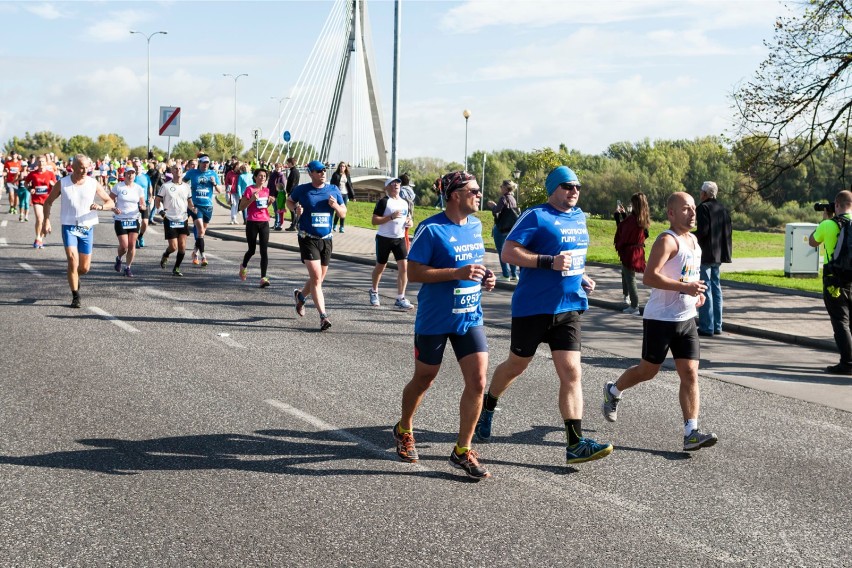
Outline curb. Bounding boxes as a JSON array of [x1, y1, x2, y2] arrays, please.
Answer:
[[206, 228, 835, 353]]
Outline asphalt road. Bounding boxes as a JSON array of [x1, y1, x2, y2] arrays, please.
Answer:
[[0, 215, 850, 567]]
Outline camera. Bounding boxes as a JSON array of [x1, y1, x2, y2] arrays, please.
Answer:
[[814, 202, 836, 214]]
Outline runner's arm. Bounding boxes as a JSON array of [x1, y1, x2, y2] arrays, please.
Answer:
[[408, 261, 487, 284]]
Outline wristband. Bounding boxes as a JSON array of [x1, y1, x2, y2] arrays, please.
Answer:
[[537, 255, 554, 270]]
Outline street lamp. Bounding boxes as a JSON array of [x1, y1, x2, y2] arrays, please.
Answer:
[[129, 30, 167, 158], [270, 95, 288, 139], [462, 109, 471, 171], [223, 73, 248, 158]]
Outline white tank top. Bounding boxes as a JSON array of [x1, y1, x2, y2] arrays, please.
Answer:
[[60, 175, 100, 227], [642, 229, 702, 322]]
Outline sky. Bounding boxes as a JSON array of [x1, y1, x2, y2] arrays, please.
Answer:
[[0, 0, 788, 163]]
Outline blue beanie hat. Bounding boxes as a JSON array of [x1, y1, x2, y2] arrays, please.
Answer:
[[545, 166, 580, 196]]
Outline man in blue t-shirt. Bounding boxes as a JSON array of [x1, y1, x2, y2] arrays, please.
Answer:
[[182, 154, 220, 266], [475, 165, 613, 466], [131, 157, 151, 247], [286, 160, 346, 331], [392, 170, 497, 480]]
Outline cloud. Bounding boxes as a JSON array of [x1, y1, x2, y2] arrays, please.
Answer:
[[84, 9, 153, 43], [25, 3, 62, 20]]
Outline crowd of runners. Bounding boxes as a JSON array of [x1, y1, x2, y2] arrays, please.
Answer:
[[1, 153, 719, 480]]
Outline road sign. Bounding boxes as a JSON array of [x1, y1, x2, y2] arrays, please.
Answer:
[[283, 130, 291, 142], [159, 106, 181, 137]]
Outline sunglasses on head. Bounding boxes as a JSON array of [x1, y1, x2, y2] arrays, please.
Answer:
[[558, 182, 581, 191]]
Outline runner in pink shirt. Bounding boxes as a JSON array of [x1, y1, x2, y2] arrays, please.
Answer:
[[238, 168, 272, 287]]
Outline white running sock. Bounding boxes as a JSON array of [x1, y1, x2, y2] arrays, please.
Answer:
[[684, 419, 698, 436], [609, 383, 622, 398]]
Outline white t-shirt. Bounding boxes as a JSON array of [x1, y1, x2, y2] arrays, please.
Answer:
[[111, 182, 145, 221], [157, 181, 191, 221], [373, 195, 409, 239]]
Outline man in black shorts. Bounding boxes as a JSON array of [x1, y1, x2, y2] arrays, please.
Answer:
[[473, 166, 612, 465], [286, 160, 346, 331], [370, 177, 414, 310], [602, 191, 718, 451]]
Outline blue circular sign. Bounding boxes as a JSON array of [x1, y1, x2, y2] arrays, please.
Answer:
[[283, 130, 291, 142]]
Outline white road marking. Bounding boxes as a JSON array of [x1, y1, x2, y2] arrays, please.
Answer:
[[18, 263, 44, 277], [1, 220, 7, 227], [142, 286, 178, 300], [87, 307, 140, 333], [218, 334, 245, 348], [0, 237, 7, 246]]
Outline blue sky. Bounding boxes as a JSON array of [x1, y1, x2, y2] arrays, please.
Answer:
[[0, 0, 786, 162]]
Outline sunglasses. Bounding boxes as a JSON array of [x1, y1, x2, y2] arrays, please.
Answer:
[[311, 169, 326, 173], [459, 188, 481, 196], [558, 183, 581, 191]]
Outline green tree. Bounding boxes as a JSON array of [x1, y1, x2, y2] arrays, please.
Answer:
[[171, 140, 200, 160], [4, 131, 66, 156], [90, 133, 129, 160], [64, 135, 96, 157]]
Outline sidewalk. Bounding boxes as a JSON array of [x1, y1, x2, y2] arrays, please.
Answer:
[[205, 204, 834, 352]]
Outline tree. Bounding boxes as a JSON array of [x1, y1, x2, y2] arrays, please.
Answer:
[[732, 0, 852, 192], [64, 135, 96, 157], [90, 133, 129, 160], [171, 140, 200, 160], [4, 131, 66, 156]]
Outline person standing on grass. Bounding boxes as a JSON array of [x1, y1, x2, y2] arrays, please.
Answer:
[[614, 192, 650, 315]]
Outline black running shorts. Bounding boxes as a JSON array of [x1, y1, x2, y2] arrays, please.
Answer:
[[641, 318, 700, 364], [414, 326, 488, 365], [298, 235, 333, 266], [510, 311, 583, 358], [375, 235, 407, 264]]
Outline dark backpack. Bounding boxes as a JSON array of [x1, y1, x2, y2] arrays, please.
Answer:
[[496, 206, 520, 233], [828, 216, 852, 282]]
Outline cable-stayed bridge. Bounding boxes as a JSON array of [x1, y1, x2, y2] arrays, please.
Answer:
[[259, 0, 389, 185]]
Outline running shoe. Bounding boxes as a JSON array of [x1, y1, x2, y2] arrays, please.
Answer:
[[23, 217, 28, 222], [114, 255, 122, 272], [259, 277, 270, 288], [37, 242, 44, 249], [191, 252, 200, 265], [393, 422, 419, 463], [32, 240, 39, 248], [566, 438, 613, 464], [622, 306, 640, 316], [474, 403, 495, 442], [369, 289, 380, 307], [124, 266, 133, 278], [137, 236, 145, 248], [201, 256, 209, 267], [394, 298, 413, 310], [294, 289, 306, 317], [18, 216, 23, 222], [320, 315, 332, 331], [172, 268, 183, 277], [601, 382, 621, 423], [449, 448, 491, 479], [339, 227, 345, 233], [70, 294, 81, 309], [285, 226, 296, 232], [683, 429, 718, 451], [239, 266, 248, 281], [160, 254, 168, 269]]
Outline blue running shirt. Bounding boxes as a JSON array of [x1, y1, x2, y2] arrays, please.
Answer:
[[289, 182, 343, 238], [408, 212, 486, 335], [183, 169, 220, 207], [507, 204, 589, 317]]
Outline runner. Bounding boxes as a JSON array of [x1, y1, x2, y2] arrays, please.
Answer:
[[155, 163, 194, 276], [109, 166, 147, 277], [4, 152, 22, 214], [392, 170, 497, 480], [286, 160, 346, 331], [16, 162, 30, 222], [602, 192, 718, 451], [238, 168, 272, 287], [369, 177, 413, 310], [474, 166, 613, 465], [131, 157, 151, 248], [42, 154, 115, 308], [24, 155, 57, 247], [183, 154, 220, 266]]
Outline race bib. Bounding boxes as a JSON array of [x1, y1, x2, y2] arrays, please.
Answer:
[[196, 188, 210, 198], [311, 212, 331, 228], [168, 219, 185, 229], [35, 186, 48, 195], [70, 225, 90, 238], [9, 167, 18, 174], [452, 283, 482, 314], [561, 247, 587, 277], [255, 197, 268, 209], [121, 219, 138, 230]]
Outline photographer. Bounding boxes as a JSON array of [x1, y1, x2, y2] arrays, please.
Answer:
[[809, 190, 852, 375]]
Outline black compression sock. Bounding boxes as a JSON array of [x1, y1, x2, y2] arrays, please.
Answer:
[[175, 252, 185, 269], [484, 392, 499, 412], [565, 419, 582, 447], [197, 237, 205, 254]]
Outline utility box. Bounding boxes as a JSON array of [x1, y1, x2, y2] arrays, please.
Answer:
[[784, 223, 820, 277]]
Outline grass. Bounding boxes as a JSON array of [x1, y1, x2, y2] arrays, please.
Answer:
[[720, 270, 823, 293]]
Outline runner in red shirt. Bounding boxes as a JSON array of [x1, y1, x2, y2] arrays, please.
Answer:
[[25, 155, 58, 248], [4, 153, 22, 214]]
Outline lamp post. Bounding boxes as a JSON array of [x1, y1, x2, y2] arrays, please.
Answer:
[[462, 109, 471, 171], [270, 96, 288, 142], [129, 30, 167, 158], [223, 73, 248, 157]]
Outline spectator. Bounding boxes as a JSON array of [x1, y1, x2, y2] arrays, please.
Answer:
[[695, 181, 733, 336], [614, 192, 651, 315]]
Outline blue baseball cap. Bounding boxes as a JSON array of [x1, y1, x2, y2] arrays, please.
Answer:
[[545, 166, 580, 196], [307, 160, 326, 172]]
